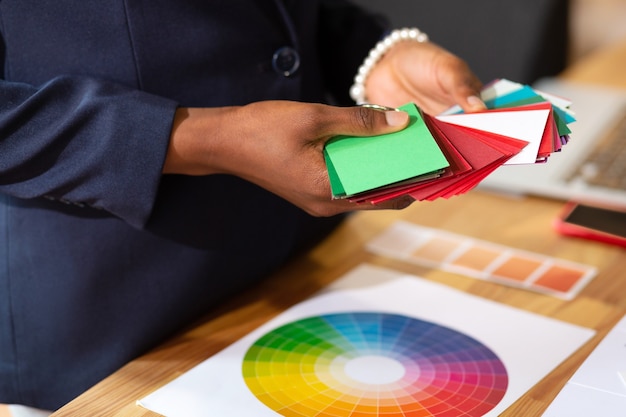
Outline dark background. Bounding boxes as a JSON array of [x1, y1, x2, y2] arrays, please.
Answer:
[[351, 0, 570, 85]]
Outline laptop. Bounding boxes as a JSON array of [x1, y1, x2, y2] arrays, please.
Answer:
[[477, 77, 626, 210]]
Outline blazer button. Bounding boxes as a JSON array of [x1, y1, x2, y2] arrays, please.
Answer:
[[272, 46, 300, 77]]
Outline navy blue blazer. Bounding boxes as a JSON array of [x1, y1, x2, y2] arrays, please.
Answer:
[[0, 0, 386, 409]]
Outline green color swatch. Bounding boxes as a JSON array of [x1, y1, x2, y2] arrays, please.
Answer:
[[324, 103, 448, 198]]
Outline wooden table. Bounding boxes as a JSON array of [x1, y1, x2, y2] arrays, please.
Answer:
[[52, 39, 626, 417]]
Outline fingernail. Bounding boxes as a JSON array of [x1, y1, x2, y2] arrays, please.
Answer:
[[467, 95, 486, 110], [385, 110, 409, 127]]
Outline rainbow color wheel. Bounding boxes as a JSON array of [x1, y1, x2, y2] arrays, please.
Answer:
[[242, 312, 508, 417]]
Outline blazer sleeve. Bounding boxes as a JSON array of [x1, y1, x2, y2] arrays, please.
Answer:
[[0, 75, 179, 228]]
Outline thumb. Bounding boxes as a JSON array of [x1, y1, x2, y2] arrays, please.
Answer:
[[340, 105, 410, 137]]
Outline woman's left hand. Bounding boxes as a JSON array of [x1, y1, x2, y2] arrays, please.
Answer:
[[365, 39, 487, 115]]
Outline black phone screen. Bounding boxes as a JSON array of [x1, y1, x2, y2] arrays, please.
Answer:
[[564, 204, 626, 239]]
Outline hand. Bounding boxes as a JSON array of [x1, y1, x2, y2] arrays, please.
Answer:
[[365, 40, 486, 115], [164, 101, 414, 216]]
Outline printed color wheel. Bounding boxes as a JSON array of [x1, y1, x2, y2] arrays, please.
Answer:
[[242, 312, 508, 417]]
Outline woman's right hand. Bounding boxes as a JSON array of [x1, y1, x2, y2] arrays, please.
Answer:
[[163, 101, 413, 216]]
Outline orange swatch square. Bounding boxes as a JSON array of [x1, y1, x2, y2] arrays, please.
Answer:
[[533, 264, 585, 292], [450, 245, 501, 271], [411, 236, 461, 263], [492, 255, 543, 282]]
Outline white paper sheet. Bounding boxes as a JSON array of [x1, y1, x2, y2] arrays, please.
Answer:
[[543, 315, 626, 417], [138, 264, 594, 417], [436, 109, 551, 165]]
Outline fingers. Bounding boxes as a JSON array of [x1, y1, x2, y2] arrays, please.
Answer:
[[345, 195, 415, 213], [464, 95, 487, 112], [311, 194, 415, 217], [450, 81, 487, 113], [332, 105, 410, 138], [365, 39, 487, 115], [371, 195, 415, 210], [430, 54, 485, 114]]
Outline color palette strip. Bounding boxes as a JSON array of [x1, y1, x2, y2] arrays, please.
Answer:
[[242, 312, 508, 417], [367, 221, 597, 300]]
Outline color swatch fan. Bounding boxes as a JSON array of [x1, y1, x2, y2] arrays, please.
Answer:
[[324, 79, 575, 204]]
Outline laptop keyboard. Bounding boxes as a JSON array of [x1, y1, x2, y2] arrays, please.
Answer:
[[566, 108, 626, 190]]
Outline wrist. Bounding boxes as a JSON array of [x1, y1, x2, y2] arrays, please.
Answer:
[[164, 107, 232, 176], [350, 27, 428, 105]]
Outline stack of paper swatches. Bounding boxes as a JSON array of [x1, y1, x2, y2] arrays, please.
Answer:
[[324, 79, 575, 204]]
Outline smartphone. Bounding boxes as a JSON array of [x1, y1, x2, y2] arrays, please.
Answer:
[[554, 202, 626, 248]]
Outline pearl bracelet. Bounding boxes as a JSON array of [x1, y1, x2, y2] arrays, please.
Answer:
[[349, 27, 429, 105]]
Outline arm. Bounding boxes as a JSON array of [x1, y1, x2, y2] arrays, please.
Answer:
[[0, 5, 485, 225], [0, 75, 412, 226], [0, 75, 178, 228]]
